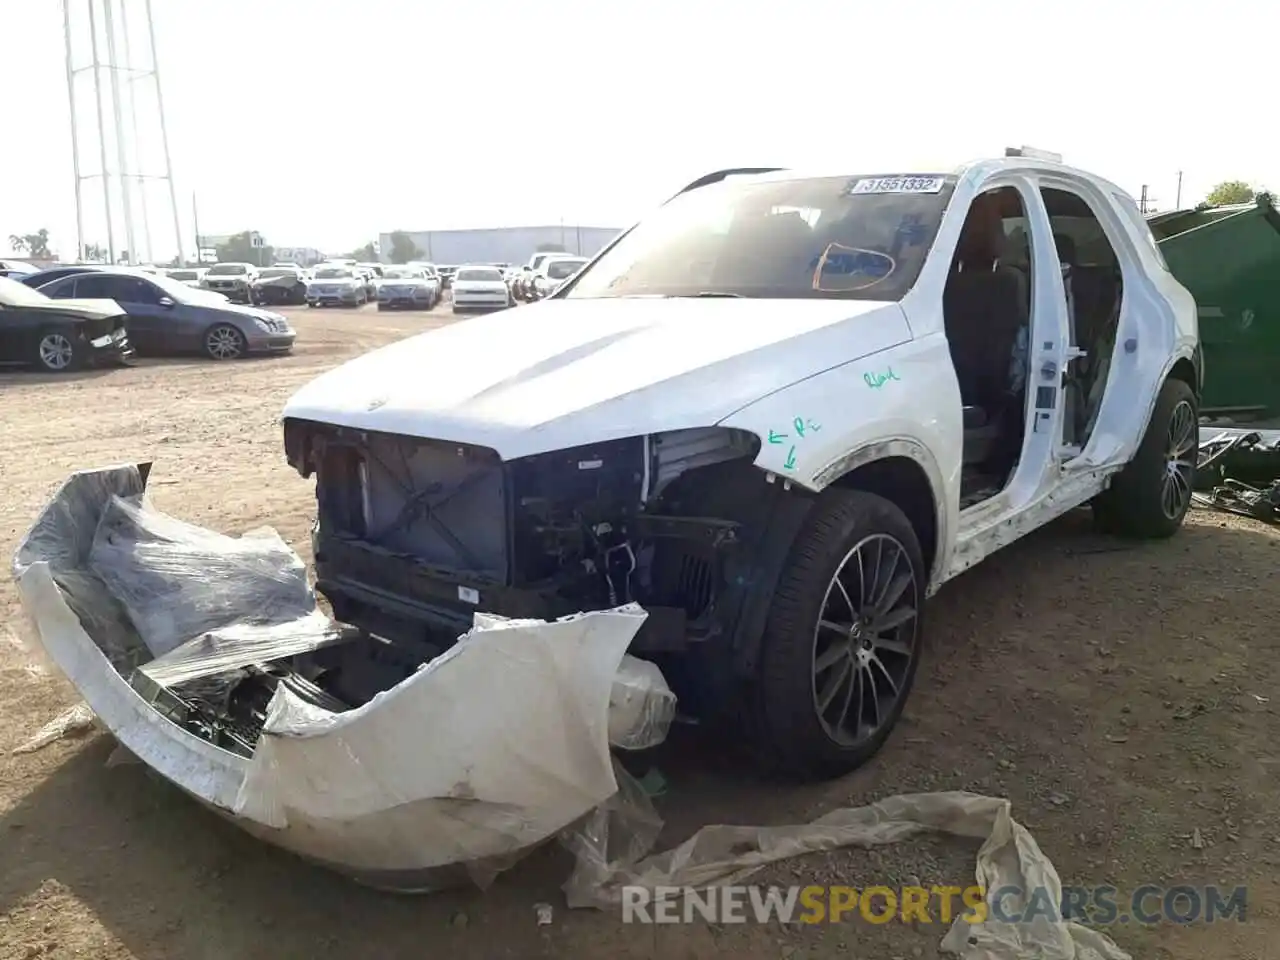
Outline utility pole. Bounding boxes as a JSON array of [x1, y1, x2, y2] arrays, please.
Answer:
[[85, 0, 117, 264], [1139, 185, 1159, 215], [191, 192, 201, 265], [1175, 171, 1183, 209], [61, 0, 84, 262]]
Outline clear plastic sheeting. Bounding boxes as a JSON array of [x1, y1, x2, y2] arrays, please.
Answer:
[[559, 789, 1129, 960], [87, 492, 316, 660], [12, 464, 669, 890], [139, 610, 349, 689], [607, 655, 677, 751]]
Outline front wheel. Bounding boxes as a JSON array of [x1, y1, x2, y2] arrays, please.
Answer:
[[1093, 377, 1198, 538], [753, 490, 925, 781], [204, 323, 247, 361], [35, 327, 84, 373]]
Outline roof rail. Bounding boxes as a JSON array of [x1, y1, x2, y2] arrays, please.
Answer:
[[668, 167, 787, 202]]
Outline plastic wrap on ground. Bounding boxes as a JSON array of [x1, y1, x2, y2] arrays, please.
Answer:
[[12, 464, 663, 890], [559, 789, 1129, 960], [607, 655, 676, 751], [87, 492, 316, 659]]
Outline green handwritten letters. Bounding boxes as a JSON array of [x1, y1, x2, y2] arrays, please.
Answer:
[[863, 367, 901, 389], [769, 419, 822, 471]]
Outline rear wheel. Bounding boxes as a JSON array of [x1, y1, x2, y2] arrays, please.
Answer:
[[35, 327, 84, 373], [754, 490, 925, 781], [1093, 378, 1197, 538], [204, 323, 247, 361]]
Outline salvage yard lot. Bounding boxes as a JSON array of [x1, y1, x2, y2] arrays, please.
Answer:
[[1, 306, 1278, 959]]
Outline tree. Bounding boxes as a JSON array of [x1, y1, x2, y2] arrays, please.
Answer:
[[535, 242, 567, 253], [345, 241, 377, 262], [8, 228, 53, 258], [1203, 180, 1256, 207], [387, 231, 424, 264], [215, 231, 273, 266]]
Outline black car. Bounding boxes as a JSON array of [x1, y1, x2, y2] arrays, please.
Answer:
[[19, 264, 112, 288], [39, 270, 295, 360], [0, 276, 134, 372], [249, 266, 308, 306]]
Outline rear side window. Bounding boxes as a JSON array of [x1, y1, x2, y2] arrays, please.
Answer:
[[1113, 191, 1170, 272]]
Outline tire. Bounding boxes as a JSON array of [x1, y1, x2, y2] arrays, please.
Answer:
[[1092, 377, 1197, 538], [204, 323, 247, 361], [34, 327, 84, 373], [753, 489, 925, 781], [376, 303, 387, 312]]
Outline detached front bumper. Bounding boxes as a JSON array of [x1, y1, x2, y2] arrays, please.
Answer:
[[12, 464, 673, 891]]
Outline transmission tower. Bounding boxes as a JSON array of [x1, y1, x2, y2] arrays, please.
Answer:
[[62, 0, 183, 265]]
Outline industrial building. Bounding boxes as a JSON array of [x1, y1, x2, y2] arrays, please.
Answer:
[[376, 225, 622, 266]]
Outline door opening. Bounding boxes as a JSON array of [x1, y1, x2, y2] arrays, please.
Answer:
[[942, 186, 1033, 508]]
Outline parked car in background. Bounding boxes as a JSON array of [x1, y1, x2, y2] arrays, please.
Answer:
[[450, 265, 511, 313], [0, 259, 38, 279], [307, 265, 370, 308], [0, 275, 133, 372], [250, 265, 309, 306], [41, 269, 294, 360], [200, 262, 258, 303], [19, 264, 113, 288], [357, 262, 385, 279], [531, 256, 589, 300], [437, 265, 458, 289], [376, 266, 441, 311], [165, 267, 207, 289]]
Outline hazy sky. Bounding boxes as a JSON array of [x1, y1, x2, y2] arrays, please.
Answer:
[[4, 0, 1277, 260]]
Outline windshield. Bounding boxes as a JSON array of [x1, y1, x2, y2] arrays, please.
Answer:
[[567, 173, 957, 301], [456, 267, 502, 282], [258, 267, 297, 278], [168, 270, 198, 280], [0, 275, 52, 307], [382, 268, 421, 279], [208, 263, 249, 275], [146, 272, 215, 301], [546, 258, 587, 280], [313, 267, 353, 279]]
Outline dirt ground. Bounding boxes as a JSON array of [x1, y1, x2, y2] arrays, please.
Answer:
[[1, 305, 1278, 960]]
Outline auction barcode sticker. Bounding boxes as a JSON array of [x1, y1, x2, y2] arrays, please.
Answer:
[[848, 176, 946, 195]]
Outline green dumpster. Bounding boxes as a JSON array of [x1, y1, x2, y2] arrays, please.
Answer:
[[1149, 193, 1280, 417]]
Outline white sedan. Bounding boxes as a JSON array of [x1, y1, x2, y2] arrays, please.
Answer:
[[450, 265, 512, 313], [533, 256, 589, 299]]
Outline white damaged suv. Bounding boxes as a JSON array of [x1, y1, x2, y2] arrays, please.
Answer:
[[281, 152, 1200, 780]]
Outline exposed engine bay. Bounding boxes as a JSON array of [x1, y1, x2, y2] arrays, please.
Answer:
[[16, 463, 682, 763], [282, 419, 799, 712]]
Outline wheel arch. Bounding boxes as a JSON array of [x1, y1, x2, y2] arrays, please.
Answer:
[[811, 439, 946, 585], [726, 440, 946, 678]]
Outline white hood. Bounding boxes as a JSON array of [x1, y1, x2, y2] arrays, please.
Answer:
[[283, 296, 912, 459]]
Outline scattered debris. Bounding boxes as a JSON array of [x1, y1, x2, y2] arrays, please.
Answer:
[[534, 903, 553, 926], [12, 702, 95, 755], [1191, 828, 1206, 850]]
